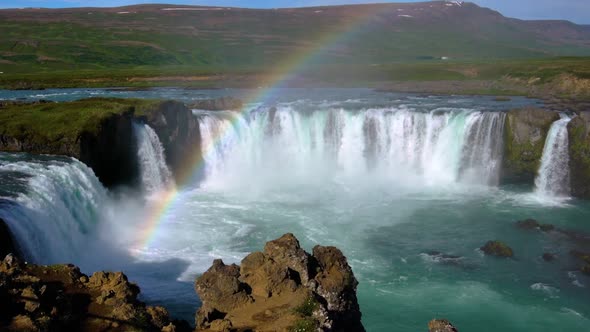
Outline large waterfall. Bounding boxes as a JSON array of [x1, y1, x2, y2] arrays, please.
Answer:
[[535, 114, 573, 197], [133, 122, 174, 193], [0, 154, 106, 263], [197, 107, 506, 188]]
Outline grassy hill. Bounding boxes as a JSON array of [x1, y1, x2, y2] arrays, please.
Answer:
[[0, 1, 589, 92]]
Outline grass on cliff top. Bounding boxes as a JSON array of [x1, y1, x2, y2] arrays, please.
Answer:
[[0, 97, 163, 143]]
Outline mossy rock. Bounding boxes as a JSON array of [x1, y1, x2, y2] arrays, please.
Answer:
[[568, 113, 590, 198], [480, 240, 514, 258], [502, 108, 559, 182]]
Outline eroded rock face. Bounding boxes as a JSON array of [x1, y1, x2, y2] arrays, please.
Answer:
[[195, 233, 365, 332], [568, 111, 590, 198], [0, 254, 189, 332], [502, 108, 560, 183]]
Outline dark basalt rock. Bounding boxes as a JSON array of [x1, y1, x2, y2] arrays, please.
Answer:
[[480, 241, 514, 258], [428, 319, 458, 332], [0, 218, 16, 259], [140, 100, 202, 184], [195, 233, 364, 332], [515, 218, 555, 232], [188, 97, 243, 111], [516, 218, 540, 230], [0, 254, 190, 332], [79, 108, 140, 188]]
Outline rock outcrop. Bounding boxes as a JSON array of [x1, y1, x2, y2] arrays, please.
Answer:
[[567, 110, 590, 198], [78, 108, 140, 188], [480, 241, 514, 258], [502, 108, 559, 183], [428, 319, 458, 332], [0, 254, 190, 332], [515, 218, 554, 232], [188, 97, 243, 111], [195, 233, 364, 332], [139, 100, 202, 184], [0, 218, 17, 259], [570, 250, 590, 276]]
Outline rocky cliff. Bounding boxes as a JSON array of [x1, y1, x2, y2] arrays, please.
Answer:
[[502, 107, 560, 183], [140, 101, 202, 185], [195, 233, 364, 332], [568, 110, 590, 198], [0, 98, 200, 188]]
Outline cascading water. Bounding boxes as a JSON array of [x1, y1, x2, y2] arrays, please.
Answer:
[[2, 89, 589, 332], [0, 154, 106, 264], [197, 106, 506, 188], [133, 122, 174, 194], [535, 113, 573, 197]]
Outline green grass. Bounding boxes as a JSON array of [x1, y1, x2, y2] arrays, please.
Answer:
[[0, 98, 163, 145], [289, 318, 318, 332], [294, 297, 319, 317]]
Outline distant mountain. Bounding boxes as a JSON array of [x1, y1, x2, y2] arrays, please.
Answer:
[[1, 1, 590, 71]]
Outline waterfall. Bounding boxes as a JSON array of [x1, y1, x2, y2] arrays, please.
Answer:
[[535, 114, 573, 197], [196, 107, 506, 188], [133, 122, 174, 194], [0, 154, 107, 264]]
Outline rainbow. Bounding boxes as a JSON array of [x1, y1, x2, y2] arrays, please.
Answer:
[[135, 4, 392, 250]]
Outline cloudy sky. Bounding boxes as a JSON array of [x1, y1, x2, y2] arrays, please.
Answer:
[[0, 0, 588, 24]]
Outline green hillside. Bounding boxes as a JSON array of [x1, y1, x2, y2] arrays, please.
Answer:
[[0, 1, 589, 92], [2, 2, 590, 70]]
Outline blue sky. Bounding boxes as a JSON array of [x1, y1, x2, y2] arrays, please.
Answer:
[[0, 0, 588, 24]]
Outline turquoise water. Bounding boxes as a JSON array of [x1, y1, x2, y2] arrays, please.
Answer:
[[1, 88, 590, 331]]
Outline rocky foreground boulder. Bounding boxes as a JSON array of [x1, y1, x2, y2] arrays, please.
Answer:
[[195, 233, 364, 332], [0, 254, 190, 332]]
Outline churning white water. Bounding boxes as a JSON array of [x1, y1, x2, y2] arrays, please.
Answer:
[[133, 122, 174, 193], [535, 114, 573, 197], [0, 155, 107, 263], [197, 107, 506, 188]]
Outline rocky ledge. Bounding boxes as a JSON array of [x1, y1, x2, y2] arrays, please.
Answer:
[[195, 233, 364, 332], [0, 254, 191, 332]]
